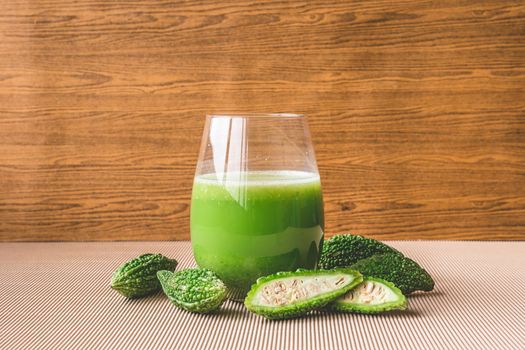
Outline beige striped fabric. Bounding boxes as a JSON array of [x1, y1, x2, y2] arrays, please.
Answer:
[[1, 241, 524, 350]]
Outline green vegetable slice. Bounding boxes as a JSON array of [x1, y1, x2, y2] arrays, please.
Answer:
[[330, 277, 407, 314], [157, 269, 226, 313], [244, 269, 363, 320]]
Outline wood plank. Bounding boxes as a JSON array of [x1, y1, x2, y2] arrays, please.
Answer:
[[1, 0, 524, 240]]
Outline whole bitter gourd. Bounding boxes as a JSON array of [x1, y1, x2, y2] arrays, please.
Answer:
[[244, 268, 363, 320], [329, 276, 407, 314], [351, 253, 435, 295], [111, 253, 178, 298], [319, 234, 401, 269], [157, 269, 227, 313]]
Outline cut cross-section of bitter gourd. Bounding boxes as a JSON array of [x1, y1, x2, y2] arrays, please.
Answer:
[[329, 276, 407, 314], [157, 269, 227, 313], [244, 269, 363, 320]]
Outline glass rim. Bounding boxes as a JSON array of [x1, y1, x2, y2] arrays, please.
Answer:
[[206, 113, 304, 119]]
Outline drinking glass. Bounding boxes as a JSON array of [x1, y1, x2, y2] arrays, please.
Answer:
[[190, 113, 324, 300]]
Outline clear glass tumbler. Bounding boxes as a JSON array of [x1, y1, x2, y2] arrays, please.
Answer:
[[190, 113, 324, 300]]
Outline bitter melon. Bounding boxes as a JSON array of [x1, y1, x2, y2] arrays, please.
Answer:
[[244, 268, 363, 320], [329, 276, 407, 314], [351, 253, 435, 295], [319, 234, 401, 269], [157, 269, 227, 313], [110, 253, 178, 298]]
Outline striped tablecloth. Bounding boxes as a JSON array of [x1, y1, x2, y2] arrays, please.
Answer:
[[1, 241, 523, 350]]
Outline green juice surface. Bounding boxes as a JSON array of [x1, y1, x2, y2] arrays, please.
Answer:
[[190, 171, 324, 297]]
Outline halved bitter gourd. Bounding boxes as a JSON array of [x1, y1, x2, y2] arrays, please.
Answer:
[[329, 276, 407, 313], [244, 269, 363, 320]]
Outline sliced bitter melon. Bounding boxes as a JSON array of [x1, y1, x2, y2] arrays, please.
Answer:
[[330, 276, 407, 314], [244, 269, 363, 320]]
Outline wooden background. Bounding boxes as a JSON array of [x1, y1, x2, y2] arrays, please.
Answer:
[[1, 0, 524, 241]]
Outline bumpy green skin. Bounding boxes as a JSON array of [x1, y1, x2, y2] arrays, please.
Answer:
[[244, 269, 363, 320], [110, 253, 178, 298], [329, 277, 407, 314], [157, 269, 226, 313], [318, 234, 401, 269], [350, 253, 435, 295]]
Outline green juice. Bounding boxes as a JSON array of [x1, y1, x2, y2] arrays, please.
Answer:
[[190, 171, 324, 297]]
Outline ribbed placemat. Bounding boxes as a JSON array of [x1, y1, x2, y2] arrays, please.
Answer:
[[1, 241, 524, 350]]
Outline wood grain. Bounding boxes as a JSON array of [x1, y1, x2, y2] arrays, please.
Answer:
[[1, 0, 524, 241]]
